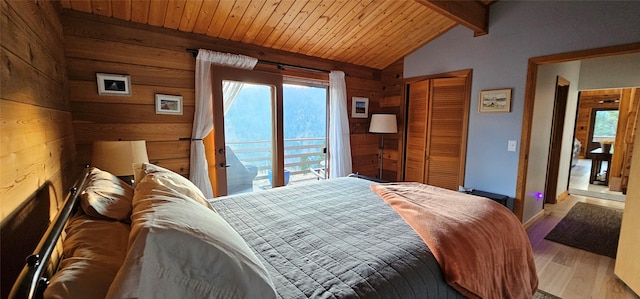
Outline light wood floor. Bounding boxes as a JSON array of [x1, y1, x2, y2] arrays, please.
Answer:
[[527, 195, 638, 299]]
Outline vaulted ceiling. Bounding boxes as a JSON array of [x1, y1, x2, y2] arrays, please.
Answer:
[[60, 0, 495, 70]]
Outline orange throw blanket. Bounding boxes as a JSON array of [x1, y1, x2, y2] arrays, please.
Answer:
[[371, 183, 538, 299]]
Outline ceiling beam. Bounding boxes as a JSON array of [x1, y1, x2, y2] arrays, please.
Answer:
[[416, 0, 489, 36]]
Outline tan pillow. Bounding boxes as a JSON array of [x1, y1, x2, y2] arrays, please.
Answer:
[[44, 215, 130, 299], [80, 167, 134, 221]]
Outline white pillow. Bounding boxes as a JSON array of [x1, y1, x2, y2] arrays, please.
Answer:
[[44, 215, 130, 299], [133, 162, 214, 210], [106, 172, 276, 299], [80, 167, 134, 221]]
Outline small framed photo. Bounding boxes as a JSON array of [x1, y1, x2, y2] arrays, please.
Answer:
[[155, 94, 183, 115], [351, 97, 369, 118], [479, 89, 512, 113], [96, 73, 131, 96]]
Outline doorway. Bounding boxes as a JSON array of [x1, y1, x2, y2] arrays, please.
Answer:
[[211, 67, 284, 197], [568, 90, 625, 201], [209, 67, 330, 196], [516, 44, 640, 220]]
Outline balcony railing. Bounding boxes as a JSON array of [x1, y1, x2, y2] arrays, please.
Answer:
[[227, 137, 327, 182]]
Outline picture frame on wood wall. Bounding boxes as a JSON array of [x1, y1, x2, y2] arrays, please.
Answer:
[[155, 94, 183, 115], [352, 97, 369, 118], [479, 89, 512, 113], [96, 73, 131, 96]]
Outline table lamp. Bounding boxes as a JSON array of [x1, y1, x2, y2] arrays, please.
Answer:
[[369, 114, 398, 180], [92, 140, 149, 185]]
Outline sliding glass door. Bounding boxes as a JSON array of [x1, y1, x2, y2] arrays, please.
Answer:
[[283, 82, 328, 183], [211, 67, 283, 196], [222, 81, 274, 194]]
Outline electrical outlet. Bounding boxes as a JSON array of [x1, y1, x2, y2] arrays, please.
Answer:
[[508, 140, 517, 152]]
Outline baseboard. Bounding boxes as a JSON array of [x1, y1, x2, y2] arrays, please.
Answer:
[[523, 209, 546, 229], [557, 190, 569, 202]]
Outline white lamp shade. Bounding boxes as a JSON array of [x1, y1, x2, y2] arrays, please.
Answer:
[[369, 114, 398, 133], [92, 140, 149, 176]]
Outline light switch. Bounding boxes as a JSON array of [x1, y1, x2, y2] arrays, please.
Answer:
[[508, 140, 517, 152]]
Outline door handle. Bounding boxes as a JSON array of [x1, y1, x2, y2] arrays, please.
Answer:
[[219, 163, 230, 168]]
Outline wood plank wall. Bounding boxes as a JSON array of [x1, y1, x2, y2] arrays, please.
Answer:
[[379, 59, 405, 181], [60, 10, 382, 181], [1, 0, 75, 219], [1, 1, 75, 296]]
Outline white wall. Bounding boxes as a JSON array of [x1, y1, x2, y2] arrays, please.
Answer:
[[524, 61, 581, 222], [404, 1, 640, 223], [578, 52, 640, 90]]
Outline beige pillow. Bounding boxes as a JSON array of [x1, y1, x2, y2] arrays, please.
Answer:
[[134, 163, 214, 210], [80, 167, 134, 221], [44, 215, 130, 299], [106, 172, 276, 299]]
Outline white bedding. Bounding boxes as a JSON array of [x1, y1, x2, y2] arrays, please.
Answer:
[[106, 164, 277, 299]]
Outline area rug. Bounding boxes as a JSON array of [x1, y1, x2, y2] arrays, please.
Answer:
[[544, 202, 622, 258], [534, 289, 561, 299]]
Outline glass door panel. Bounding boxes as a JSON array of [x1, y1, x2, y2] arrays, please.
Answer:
[[282, 83, 328, 184], [222, 81, 274, 195]]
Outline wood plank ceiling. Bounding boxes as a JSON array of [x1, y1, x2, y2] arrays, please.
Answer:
[[60, 0, 494, 70]]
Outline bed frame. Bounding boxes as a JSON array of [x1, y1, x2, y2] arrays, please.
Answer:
[[7, 166, 91, 299]]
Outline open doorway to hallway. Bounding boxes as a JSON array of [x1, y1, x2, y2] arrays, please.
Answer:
[[568, 89, 627, 202]]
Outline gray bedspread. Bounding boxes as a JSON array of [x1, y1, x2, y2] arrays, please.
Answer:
[[211, 177, 465, 299]]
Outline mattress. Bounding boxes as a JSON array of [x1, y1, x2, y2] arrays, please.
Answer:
[[211, 177, 465, 299]]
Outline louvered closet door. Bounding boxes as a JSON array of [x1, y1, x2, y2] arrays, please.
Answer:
[[404, 77, 468, 190], [426, 77, 468, 190], [405, 80, 430, 182]]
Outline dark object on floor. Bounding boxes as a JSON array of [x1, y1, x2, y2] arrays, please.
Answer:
[[466, 189, 514, 212], [544, 202, 622, 258]]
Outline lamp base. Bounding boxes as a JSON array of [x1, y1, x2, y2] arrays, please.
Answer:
[[379, 135, 384, 180]]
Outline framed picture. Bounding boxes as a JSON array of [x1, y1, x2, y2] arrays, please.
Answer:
[[96, 73, 131, 96], [155, 94, 183, 115], [351, 97, 369, 118], [479, 89, 512, 113]]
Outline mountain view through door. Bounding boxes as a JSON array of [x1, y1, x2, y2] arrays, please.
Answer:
[[223, 82, 328, 195]]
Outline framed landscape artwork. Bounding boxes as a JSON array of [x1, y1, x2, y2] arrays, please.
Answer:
[[155, 94, 183, 115], [352, 97, 369, 118], [479, 89, 512, 113], [96, 73, 131, 96]]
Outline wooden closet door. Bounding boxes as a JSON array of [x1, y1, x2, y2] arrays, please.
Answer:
[[404, 77, 469, 190], [426, 77, 468, 190], [405, 80, 430, 182]]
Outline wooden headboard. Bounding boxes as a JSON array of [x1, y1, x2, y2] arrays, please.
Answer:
[[3, 167, 91, 299]]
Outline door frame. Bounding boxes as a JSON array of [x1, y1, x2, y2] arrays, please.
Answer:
[[210, 66, 284, 196], [543, 76, 570, 204], [516, 42, 640, 220]]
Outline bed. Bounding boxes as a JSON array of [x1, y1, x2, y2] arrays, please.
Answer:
[[8, 164, 538, 299]]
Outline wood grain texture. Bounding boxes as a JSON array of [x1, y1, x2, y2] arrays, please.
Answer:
[[1, 0, 76, 250], [63, 12, 384, 180], [404, 76, 469, 190], [58, 0, 463, 69]]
